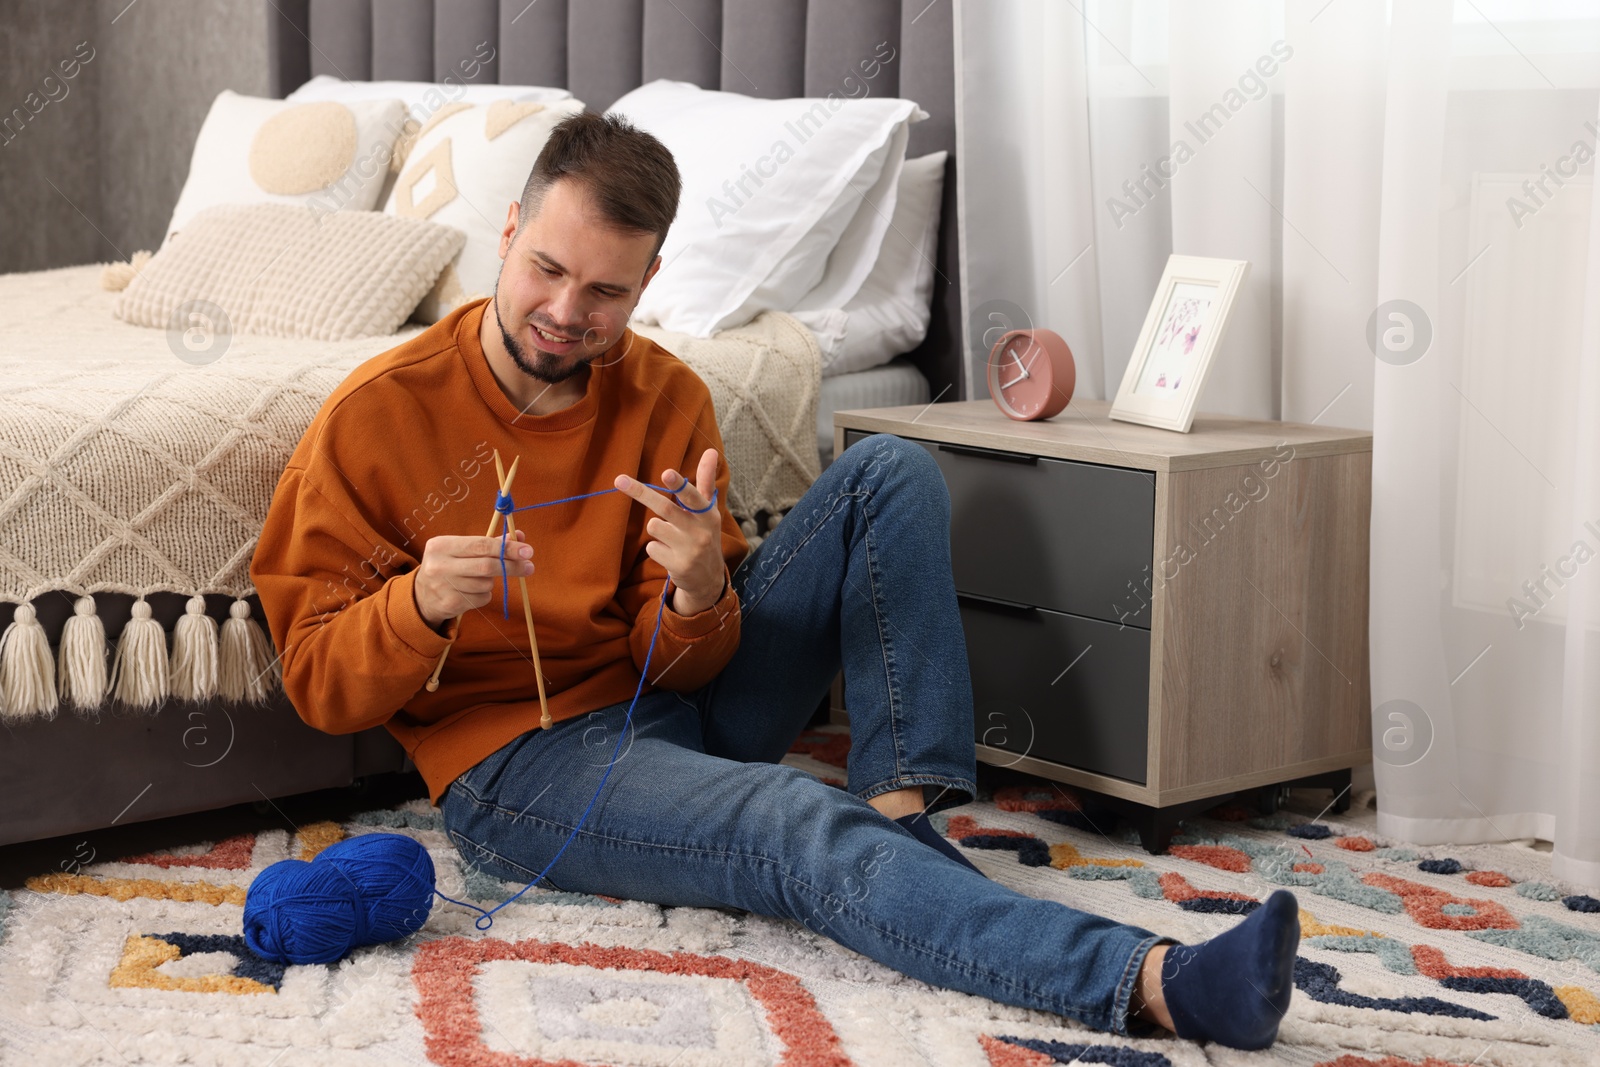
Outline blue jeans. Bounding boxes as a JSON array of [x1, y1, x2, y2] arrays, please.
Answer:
[[441, 433, 1169, 1035]]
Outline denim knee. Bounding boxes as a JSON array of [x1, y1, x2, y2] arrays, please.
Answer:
[[746, 767, 904, 925], [845, 433, 948, 509]]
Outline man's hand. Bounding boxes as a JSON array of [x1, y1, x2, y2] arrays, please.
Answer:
[[413, 527, 534, 632], [615, 448, 726, 617]]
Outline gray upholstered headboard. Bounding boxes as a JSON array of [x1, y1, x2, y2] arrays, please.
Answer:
[[264, 0, 963, 403]]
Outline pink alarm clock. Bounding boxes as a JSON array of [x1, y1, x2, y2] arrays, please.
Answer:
[[986, 328, 1075, 421]]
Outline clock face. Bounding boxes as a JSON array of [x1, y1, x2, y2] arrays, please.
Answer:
[[989, 335, 1054, 419]]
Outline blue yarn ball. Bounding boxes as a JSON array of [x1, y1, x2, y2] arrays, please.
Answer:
[[243, 833, 436, 964]]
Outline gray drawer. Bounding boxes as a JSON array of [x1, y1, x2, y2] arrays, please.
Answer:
[[961, 596, 1150, 784], [843, 429, 1155, 628]]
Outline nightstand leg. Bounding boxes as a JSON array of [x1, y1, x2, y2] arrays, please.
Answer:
[[1329, 768, 1354, 813], [1072, 792, 1221, 856], [1130, 798, 1218, 855], [1277, 767, 1354, 815], [1255, 785, 1284, 816], [1134, 811, 1179, 856]]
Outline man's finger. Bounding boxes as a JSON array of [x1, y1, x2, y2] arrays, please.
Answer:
[[645, 513, 694, 548], [614, 473, 679, 521], [448, 534, 525, 558], [659, 450, 718, 512], [696, 449, 719, 507], [658, 467, 704, 512]]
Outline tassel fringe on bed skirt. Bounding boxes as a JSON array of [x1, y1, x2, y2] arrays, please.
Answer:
[[0, 595, 282, 723]]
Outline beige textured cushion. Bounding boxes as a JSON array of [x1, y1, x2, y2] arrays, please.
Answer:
[[114, 203, 466, 341]]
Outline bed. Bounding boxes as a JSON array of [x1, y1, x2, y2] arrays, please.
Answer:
[[0, 0, 962, 847]]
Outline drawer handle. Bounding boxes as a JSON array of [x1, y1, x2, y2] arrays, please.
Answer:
[[937, 443, 1038, 465], [957, 591, 1038, 613]]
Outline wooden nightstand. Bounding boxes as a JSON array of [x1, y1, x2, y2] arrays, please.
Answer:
[[832, 398, 1373, 852]]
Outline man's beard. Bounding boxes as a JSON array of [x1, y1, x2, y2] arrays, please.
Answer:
[[494, 292, 598, 385]]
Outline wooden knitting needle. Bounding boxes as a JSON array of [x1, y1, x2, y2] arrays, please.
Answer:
[[494, 450, 553, 730], [423, 450, 521, 694]]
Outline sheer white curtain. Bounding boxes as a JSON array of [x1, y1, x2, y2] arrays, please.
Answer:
[[955, 0, 1600, 889]]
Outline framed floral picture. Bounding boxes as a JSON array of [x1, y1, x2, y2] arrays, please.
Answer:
[[1109, 255, 1250, 432]]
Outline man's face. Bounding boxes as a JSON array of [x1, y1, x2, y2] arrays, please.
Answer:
[[492, 177, 662, 384]]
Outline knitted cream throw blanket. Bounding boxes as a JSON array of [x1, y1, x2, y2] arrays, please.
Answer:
[[0, 265, 820, 723]]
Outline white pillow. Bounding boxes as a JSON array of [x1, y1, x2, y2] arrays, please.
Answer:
[[607, 79, 925, 337], [287, 74, 573, 123], [789, 122, 911, 315], [793, 151, 947, 378], [164, 91, 408, 246], [383, 97, 587, 322]]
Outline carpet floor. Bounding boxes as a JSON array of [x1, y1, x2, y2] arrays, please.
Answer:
[[2, 726, 1597, 1066]]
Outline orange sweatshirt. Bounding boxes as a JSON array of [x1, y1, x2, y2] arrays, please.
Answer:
[[250, 298, 748, 806]]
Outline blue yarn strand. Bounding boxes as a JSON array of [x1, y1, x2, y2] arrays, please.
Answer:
[[435, 477, 715, 930], [493, 482, 717, 620], [427, 580, 670, 930], [242, 477, 722, 958]]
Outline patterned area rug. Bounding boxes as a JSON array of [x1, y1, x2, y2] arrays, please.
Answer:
[[3, 727, 1598, 1066]]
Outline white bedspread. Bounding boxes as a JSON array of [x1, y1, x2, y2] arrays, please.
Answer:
[[0, 264, 819, 604]]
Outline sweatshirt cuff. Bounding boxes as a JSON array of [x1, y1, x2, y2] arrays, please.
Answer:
[[661, 565, 738, 641], [385, 568, 459, 659]]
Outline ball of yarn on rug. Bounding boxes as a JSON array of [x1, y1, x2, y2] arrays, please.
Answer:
[[243, 832, 436, 964]]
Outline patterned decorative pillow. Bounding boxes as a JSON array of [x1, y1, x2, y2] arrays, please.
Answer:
[[383, 97, 587, 323], [163, 91, 410, 245], [115, 203, 466, 342]]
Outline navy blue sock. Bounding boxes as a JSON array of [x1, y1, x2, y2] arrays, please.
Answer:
[[1158, 888, 1300, 1049], [894, 810, 986, 877]]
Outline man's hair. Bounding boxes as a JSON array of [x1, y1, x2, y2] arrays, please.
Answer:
[[518, 111, 680, 262]]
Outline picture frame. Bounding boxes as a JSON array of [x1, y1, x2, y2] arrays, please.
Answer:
[[1109, 254, 1250, 433]]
